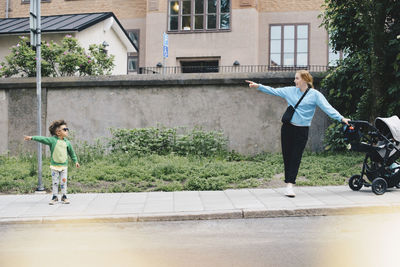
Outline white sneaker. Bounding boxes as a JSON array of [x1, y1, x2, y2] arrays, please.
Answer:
[[285, 187, 296, 198]]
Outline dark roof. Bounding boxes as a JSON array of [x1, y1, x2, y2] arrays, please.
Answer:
[[0, 12, 137, 51]]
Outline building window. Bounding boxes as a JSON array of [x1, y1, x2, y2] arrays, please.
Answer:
[[328, 45, 347, 66], [127, 29, 139, 73], [22, 0, 51, 3], [127, 30, 139, 50], [168, 0, 231, 32], [128, 56, 138, 73], [181, 60, 219, 73], [269, 24, 309, 67]]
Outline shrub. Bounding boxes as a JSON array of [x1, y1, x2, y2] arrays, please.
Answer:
[[109, 126, 229, 157], [184, 176, 225, 191], [0, 35, 115, 77], [323, 122, 348, 151]]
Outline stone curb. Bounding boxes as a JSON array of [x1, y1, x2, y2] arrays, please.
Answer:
[[243, 205, 400, 219], [1, 205, 400, 225], [137, 210, 243, 222]]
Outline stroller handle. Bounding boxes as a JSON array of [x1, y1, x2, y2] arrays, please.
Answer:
[[348, 120, 373, 127], [346, 120, 400, 153]]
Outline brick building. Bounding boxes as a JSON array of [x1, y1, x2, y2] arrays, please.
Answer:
[[1, 0, 341, 74]]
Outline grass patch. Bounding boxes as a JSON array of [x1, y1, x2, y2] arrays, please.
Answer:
[[0, 151, 364, 194]]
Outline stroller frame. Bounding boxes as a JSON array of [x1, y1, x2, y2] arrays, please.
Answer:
[[345, 120, 400, 195]]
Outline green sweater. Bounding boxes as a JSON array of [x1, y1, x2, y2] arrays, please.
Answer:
[[32, 136, 78, 167]]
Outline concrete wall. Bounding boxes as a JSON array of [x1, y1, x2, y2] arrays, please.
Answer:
[[6, 86, 47, 154], [0, 89, 7, 154], [0, 72, 330, 155]]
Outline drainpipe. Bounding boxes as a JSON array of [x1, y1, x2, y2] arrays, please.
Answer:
[[6, 0, 10, 18]]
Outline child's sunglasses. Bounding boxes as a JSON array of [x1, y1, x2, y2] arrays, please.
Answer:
[[62, 128, 69, 132]]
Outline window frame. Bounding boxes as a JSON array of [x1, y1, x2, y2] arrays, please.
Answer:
[[167, 0, 232, 33], [177, 56, 220, 73], [327, 40, 346, 66], [126, 29, 140, 74], [127, 56, 139, 73], [22, 0, 51, 3], [268, 23, 310, 67]]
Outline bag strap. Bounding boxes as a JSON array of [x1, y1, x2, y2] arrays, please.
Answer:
[[294, 88, 310, 109]]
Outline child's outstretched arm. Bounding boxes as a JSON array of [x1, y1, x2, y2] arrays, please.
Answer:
[[24, 136, 53, 145]]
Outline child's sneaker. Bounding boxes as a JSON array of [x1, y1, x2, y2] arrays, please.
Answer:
[[49, 195, 58, 205], [61, 195, 70, 204]]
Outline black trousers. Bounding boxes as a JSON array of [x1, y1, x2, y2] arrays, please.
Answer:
[[281, 123, 309, 184]]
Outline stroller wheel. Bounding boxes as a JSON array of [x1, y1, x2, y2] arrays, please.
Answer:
[[349, 175, 363, 191], [396, 182, 400, 189], [372, 178, 387, 195]]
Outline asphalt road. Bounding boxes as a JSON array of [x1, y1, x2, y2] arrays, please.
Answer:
[[1, 213, 400, 267]]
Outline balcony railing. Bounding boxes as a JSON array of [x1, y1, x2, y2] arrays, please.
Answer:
[[138, 65, 332, 75]]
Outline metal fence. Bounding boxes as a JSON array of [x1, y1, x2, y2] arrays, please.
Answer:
[[138, 65, 331, 75]]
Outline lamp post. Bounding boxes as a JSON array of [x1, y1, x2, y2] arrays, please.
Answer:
[[30, 0, 44, 192]]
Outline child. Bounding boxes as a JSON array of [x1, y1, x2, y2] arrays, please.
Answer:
[[24, 120, 80, 205]]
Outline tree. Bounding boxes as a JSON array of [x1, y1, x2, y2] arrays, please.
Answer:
[[0, 35, 115, 77], [320, 0, 400, 121]]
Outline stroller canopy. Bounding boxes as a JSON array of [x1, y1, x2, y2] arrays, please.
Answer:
[[375, 115, 400, 142]]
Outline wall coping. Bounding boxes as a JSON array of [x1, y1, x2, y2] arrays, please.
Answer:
[[0, 72, 326, 89]]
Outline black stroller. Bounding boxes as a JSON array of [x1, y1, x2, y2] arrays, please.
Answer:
[[343, 116, 400, 195]]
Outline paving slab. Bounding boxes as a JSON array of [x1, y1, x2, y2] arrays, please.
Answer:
[[118, 192, 147, 204], [249, 189, 296, 209], [199, 191, 235, 210], [173, 191, 203, 212], [143, 192, 174, 213], [224, 189, 265, 209]]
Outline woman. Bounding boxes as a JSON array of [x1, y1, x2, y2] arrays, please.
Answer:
[[246, 70, 350, 197]]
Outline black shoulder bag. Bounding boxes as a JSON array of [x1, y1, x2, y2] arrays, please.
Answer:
[[281, 88, 310, 124]]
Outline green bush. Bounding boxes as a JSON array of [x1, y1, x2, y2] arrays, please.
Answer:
[[184, 176, 225, 191], [321, 56, 368, 120], [0, 35, 115, 77], [323, 122, 348, 151], [109, 126, 229, 157]]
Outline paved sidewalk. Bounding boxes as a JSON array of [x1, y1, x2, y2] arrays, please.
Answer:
[[1, 185, 400, 224]]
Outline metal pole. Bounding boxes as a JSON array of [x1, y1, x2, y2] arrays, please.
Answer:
[[36, 44, 43, 191], [5, 0, 9, 18], [35, 0, 44, 191], [162, 57, 165, 75]]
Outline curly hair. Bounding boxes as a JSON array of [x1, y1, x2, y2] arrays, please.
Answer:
[[49, 120, 67, 136]]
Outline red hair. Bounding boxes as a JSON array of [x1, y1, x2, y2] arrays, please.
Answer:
[[296, 70, 314, 88]]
